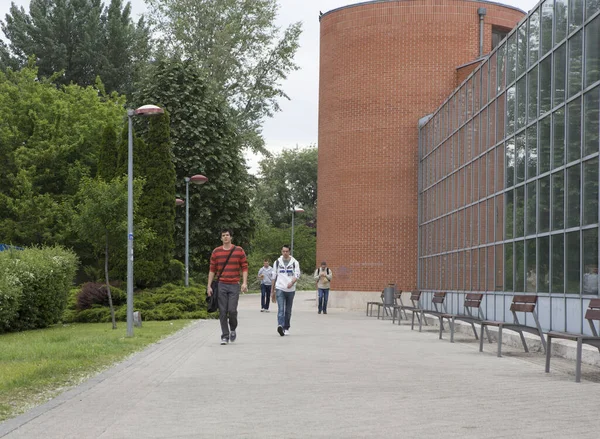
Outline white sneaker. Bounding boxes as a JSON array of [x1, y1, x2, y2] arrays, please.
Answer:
[[284, 329, 290, 336], [265, 309, 270, 313]]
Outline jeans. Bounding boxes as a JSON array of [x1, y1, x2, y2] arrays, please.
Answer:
[[260, 283, 271, 310], [276, 289, 295, 330], [318, 288, 330, 313], [217, 282, 240, 338]]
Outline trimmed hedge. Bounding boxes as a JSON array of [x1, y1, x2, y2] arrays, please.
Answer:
[[0, 246, 79, 332]]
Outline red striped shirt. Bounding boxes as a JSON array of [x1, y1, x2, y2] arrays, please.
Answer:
[[210, 246, 248, 284]]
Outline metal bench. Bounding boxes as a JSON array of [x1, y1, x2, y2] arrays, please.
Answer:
[[439, 293, 491, 343], [392, 290, 422, 325], [379, 289, 402, 320], [479, 295, 546, 357], [366, 291, 385, 317], [545, 299, 600, 382], [411, 292, 447, 332]]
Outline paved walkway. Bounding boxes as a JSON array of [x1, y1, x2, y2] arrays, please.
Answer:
[[1, 291, 600, 438]]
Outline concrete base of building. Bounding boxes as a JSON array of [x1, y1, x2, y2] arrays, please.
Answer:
[[326, 290, 600, 368]]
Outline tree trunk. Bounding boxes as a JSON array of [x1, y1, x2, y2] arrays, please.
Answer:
[[105, 232, 117, 329]]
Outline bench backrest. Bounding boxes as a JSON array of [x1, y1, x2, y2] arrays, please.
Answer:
[[464, 293, 483, 309], [510, 295, 538, 313], [409, 291, 421, 302], [585, 299, 600, 336], [432, 292, 446, 304]]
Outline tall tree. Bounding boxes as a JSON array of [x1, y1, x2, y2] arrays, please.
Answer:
[[145, 0, 302, 153]]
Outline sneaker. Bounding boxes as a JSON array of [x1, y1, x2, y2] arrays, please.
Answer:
[[260, 309, 264, 312], [230, 331, 237, 342], [277, 325, 284, 336], [265, 309, 270, 313], [284, 329, 290, 336], [323, 311, 327, 314], [318, 311, 321, 314], [220, 336, 229, 345]]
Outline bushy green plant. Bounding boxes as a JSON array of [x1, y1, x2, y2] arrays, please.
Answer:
[[166, 259, 185, 284], [0, 272, 22, 332], [0, 246, 78, 332], [76, 282, 126, 310]]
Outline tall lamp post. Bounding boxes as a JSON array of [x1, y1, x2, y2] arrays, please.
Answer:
[[184, 175, 208, 286], [127, 104, 164, 338], [291, 207, 304, 256]]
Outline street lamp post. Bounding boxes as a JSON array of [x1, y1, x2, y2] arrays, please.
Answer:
[[127, 104, 164, 338], [184, 174, 208, 287], [291, 207, 304, 256]]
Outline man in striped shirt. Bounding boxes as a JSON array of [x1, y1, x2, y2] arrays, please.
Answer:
[[207, 229, 248, 345]]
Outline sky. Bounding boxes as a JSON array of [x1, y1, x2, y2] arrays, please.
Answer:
[[1, 0, 541, 173]]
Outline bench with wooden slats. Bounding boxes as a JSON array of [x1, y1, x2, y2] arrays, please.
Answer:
[[392, 290, 422, 325], [411, 292, 447, 332], [479, 295, 546, 357], [439, 293, 491, 343], [380, 290, 403, 320], [366, 291, 385, 317], [545, 299, 600, 382]]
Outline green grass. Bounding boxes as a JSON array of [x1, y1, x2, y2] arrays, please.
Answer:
[[0, 320, 192, 423]]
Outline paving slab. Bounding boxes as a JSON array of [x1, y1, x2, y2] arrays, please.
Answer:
[[1, 291, 600, 438]]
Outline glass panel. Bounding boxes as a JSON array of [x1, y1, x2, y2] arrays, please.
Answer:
[[516, 185, 525, 237], [506, 190, 514, 239], [516, 132, 526, 184], [479, 246, 486, 291], [481, 107, 488, 153], [489, 99, 497, 145], [471, 249, 477, 291], [583, 228, 599, 294], [515, 240, 525, 292], [506, 137, 515, 187], [587, 0, 600, 19], [539, 116, 551, 174], [505, 242, 514, 291], [539, 176, 551, 232], [584, 86, 600, 156], [552, 171, 565, 230], [516, 77, 527, 130], [527, 125, 538, 179], [498, 44, 506, 93], [566, 231, 580, 294], [488, 197, 495, 243], [526, 239, 537, 292], [528, 65, 539, 121], [586, 17, 600, 87], [554, 43, 566, 107], [507, 85, 516, 134], [507, 33, 517, 85], [487, 244, 494, 291], [555, 0, 568, 43], [540, 56, 552, 115], [551, 234, 565, 293], [568, 31, 583, 98], [583, 158, 599, 225], [489, 53, 497, 101], [566, 164, 581, 228], [495, 194, 503, 242], [567, 97, 582, 163], [487, 150, 496, 196], [552, 107, 565, 169], [541, 0, 554, 56], [538, 236, 550, 292], [497, 143, 505, 192], [517, 24, 527, 77], [495, 244, 503, 291], [480, 201, 487, 246], [569, 0, 584, 32], [529, 10, 540, 67], [527, 181, 537, 235]]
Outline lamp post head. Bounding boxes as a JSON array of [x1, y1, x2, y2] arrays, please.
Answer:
[[190, 174, 208, 185], [294, 208, 305, 213], [134, 104, 164, 116], [175, 198, 185, 206]]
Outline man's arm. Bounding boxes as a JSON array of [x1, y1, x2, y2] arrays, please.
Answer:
[[241, 269, 248, 293], [207, 271, 215, 296], [326, 270, 332, 281]]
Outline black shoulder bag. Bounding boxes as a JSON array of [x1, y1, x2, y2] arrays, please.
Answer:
[[206, 246, 236, 313]]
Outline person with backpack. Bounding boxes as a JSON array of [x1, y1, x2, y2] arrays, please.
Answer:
[[270, 244, 301, 336], [207, 229, 248, 345], [257, 258, 273, 312], [314, 261, 333, 314]]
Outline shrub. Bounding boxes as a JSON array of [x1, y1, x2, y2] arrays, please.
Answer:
[[0, 273, 22, 332], [166, 259, 185, 284], [76, 282, 125, 310]]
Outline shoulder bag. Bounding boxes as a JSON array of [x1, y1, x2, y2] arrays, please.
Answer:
[[206, 246, 236, 313]]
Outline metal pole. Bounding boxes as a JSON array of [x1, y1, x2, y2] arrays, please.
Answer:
[[126, 110, 134, 338], [291, 209, 295, 256], [184, 177, 190, 287]]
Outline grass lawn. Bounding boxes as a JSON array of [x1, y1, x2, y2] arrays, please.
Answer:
[[0, 320, 192, 423]]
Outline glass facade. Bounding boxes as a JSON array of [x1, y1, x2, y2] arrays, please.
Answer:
[[418, 0, 600, 332]]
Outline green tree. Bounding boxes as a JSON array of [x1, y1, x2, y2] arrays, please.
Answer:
[[145, 0, 302, 153], [134, 59, 254, 273]]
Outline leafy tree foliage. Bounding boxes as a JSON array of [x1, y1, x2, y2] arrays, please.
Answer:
[[145, 0, 302, 152], [134, 59, 254, 273], [1, 0, 151, 95]]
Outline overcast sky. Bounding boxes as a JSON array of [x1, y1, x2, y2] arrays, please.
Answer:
[[1, 0, 541, 172]]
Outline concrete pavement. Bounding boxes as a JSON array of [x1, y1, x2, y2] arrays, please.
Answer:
[[1, 291, 600, 438]]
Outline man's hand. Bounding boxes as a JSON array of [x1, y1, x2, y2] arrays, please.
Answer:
[[207, 285, 213, 297], [241, 283, 248, 293]]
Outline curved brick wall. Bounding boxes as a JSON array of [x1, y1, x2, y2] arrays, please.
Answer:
[[317, 0, 524, 293]]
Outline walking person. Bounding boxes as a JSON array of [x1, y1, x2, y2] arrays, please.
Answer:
[[257, 259, 273, 312], [271, 245, 301, 336], [314, 261, 333, 314], [207, 229, 248, 345]]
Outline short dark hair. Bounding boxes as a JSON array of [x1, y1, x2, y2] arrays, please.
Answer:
[[282, 244, 291, 250], [321, 261, 327, 265], [220, 228, 233, 237], [263, 258, 270, 262]]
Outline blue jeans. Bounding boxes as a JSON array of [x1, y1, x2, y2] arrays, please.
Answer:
[[318, 288, 330, 313], [276, 289, 295, 330], [260, 283, 271, 310]]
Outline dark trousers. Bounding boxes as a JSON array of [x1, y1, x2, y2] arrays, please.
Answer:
[[260, 283, 271, 310], [276, 289, 295, 330], [217, 282, 240, 337], [318, 288, 330, 313]]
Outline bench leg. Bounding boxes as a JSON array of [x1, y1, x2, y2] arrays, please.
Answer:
[[410, 311, 415, 330], [439, 317, 444, 339], [450, 317, 455, 343], [545, 335, 552, 373], [497, 325, 503, 357], [419, 310, 424, 332], [518, 330, 529, 353], [479, 324, 485, 352], [470, 321, 479, 340], [575, 337, 583, 383]]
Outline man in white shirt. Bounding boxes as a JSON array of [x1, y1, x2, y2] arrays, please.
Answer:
[[257, 259, 273, 312], [270, 245, 301, 336]]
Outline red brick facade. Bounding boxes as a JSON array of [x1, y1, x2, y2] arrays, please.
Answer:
[[317, 0, 524, 292]]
